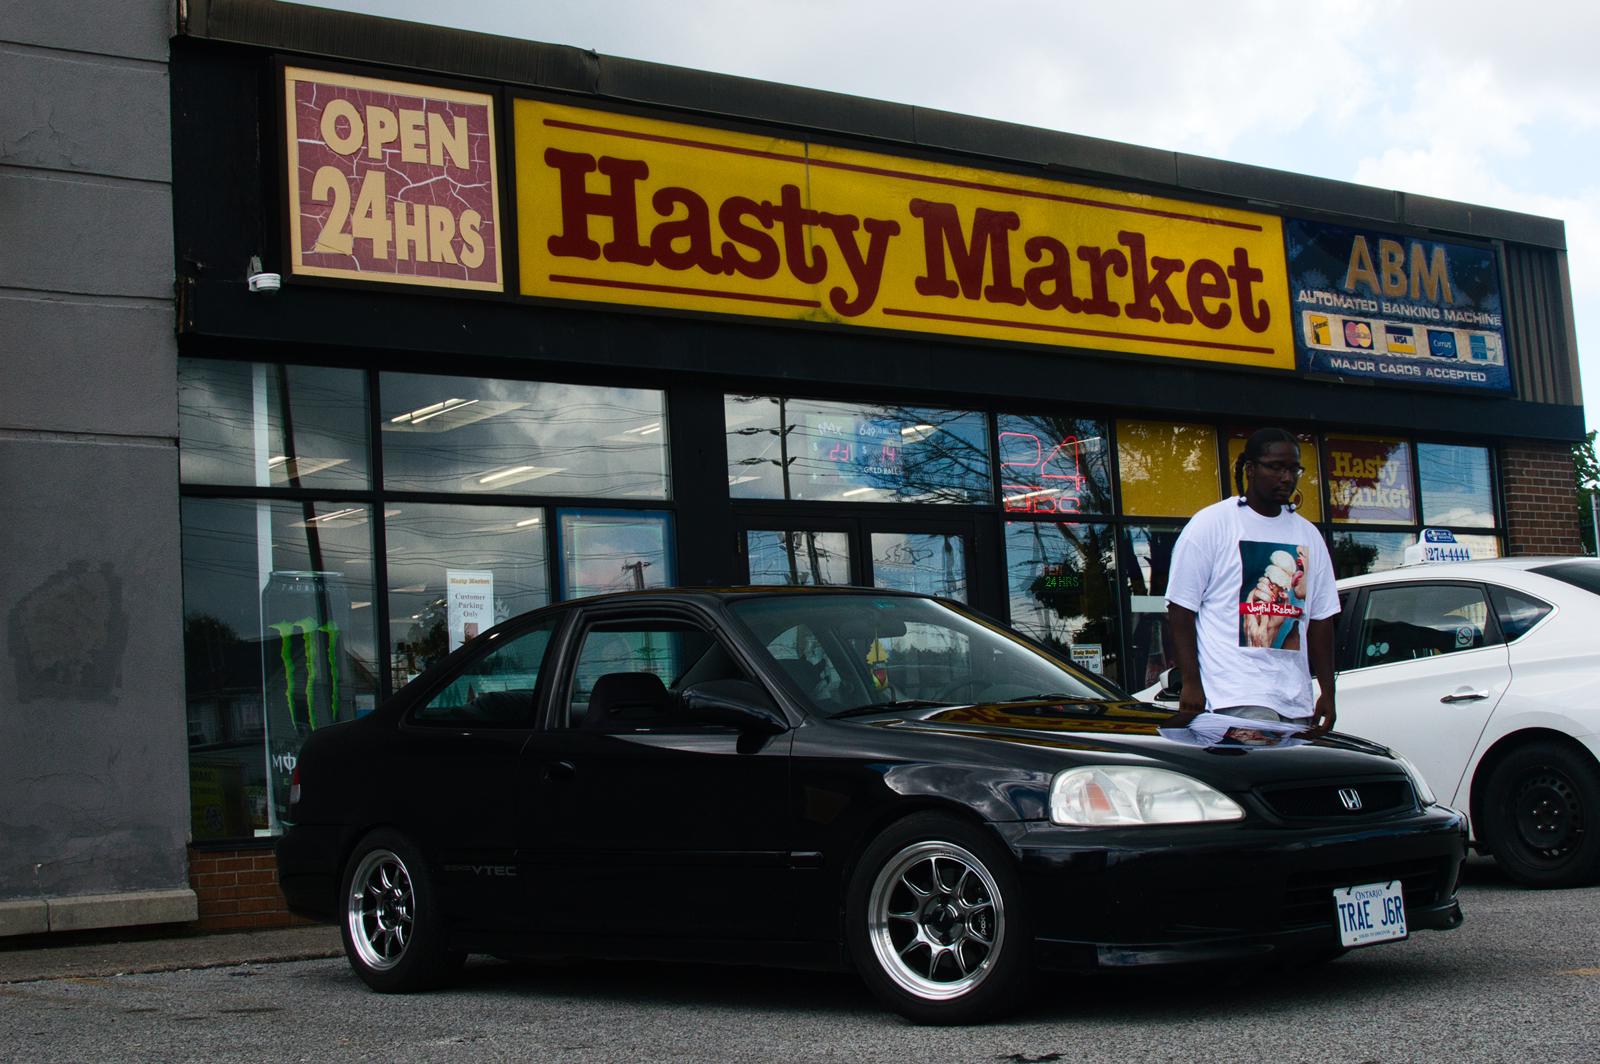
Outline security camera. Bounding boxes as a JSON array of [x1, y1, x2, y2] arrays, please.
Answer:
[[248, 272, 282, 293]]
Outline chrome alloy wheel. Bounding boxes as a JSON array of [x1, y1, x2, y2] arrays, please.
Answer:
[[347, 849, 415, 971], [866, 840, 1005, 1001]]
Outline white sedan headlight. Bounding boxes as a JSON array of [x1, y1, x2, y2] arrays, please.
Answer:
[[1050, 766, 1245, 826], [1391, 751, 1437, 806]]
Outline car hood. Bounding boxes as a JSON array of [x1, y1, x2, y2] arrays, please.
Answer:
[[847, 698, 1405, 785]]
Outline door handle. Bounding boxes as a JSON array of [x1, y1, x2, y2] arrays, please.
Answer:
[[542, 760, 577, 783], [1440, 690, 1490, 703]]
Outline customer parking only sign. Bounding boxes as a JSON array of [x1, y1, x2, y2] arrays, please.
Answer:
[[1285, 219, 1511, 393]]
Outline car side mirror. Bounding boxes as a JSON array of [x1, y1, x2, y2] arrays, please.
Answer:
[[1156, 667, 1183, 701], [680, 679, 788, 735]]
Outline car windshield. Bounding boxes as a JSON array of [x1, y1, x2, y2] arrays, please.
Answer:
[[726, 593, 1118, 718], [1530, 560, 1600, 598]]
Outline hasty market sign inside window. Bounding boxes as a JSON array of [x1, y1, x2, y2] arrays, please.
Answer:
[[511, 99, 1295, 369], [283, 67, 503, 291]]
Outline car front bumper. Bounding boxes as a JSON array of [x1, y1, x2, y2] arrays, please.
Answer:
[[997, 805, 1467, 970]]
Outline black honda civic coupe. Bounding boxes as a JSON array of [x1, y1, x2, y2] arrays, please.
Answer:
[[278, 587, 1465, 1024]]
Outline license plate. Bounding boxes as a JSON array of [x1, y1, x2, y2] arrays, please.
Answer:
[[1333, 880, 1407, 947]]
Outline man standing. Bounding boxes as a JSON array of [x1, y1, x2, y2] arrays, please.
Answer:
[[1164, 428, 1339, 734]]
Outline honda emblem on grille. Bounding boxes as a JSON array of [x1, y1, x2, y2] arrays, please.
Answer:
[[1338, 788, 1363, 811]]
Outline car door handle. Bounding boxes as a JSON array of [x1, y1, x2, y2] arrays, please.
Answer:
[[542, 760, 577, 783], [1440, 690, 1490, 703]]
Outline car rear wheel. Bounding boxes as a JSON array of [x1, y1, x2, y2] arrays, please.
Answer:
[[1482, 742, 1600, 888], [846, 813, 1030, 1024], [340, 829, 464, 991]]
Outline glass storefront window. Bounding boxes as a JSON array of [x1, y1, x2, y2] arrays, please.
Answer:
[[1455, 533, 1501, 560], [1418, 444, 1496, 528], [1121, 525, 1184, 691], [385, 503, 551, 688], [1116, 420, 1221, 518], [178, 359, 369, 489], [996, 415, 1112, 515], [559, 510, 673, 598], [1224, 430, 1323, 522], [746, 530, 852, 586], [1331, 530, 1414, 578], [871, 532, 968, 602], [382, 373, 669, 498], [1324, 435, 1415, 525], [1004, 520, 1120, 682], [725, 395, 788, 499], [723, 395, 991, 504], [181, 498, 377, 841]]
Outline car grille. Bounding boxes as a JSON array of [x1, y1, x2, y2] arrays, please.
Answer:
[[1255, 778, 1416, 821], [1281, 857, 1452, 930]]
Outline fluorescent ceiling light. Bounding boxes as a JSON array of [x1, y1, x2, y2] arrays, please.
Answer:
[[470, 464, 563, 490], [289, 507, 365, 528], [901, 423, 936, 436], [385, 399, 525, 434], [389, 397, 477, 424], [1003, 488, 1063, 503], [727, 475, 760, 486], [268, 456, 349, 480], [841, 486, 879, 498], [515, 517, 542, 527]]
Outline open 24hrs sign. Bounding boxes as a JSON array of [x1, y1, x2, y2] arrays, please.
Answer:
[[283, 67, 503, 291]]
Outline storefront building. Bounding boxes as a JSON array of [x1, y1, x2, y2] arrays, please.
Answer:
[[2, 0, 1586, 934]]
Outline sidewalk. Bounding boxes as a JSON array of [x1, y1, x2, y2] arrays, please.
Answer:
[[0, 925, 343, 983]]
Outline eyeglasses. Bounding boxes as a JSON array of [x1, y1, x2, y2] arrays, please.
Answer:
[[1253, 460, 1305, 478]]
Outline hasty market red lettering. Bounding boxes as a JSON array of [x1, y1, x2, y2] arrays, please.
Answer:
[[540, 148, 1274, 332]]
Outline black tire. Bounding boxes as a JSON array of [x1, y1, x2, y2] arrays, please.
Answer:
[[339, 829, 465, 992], [1481, 742, 1600, 888], [846, 813, 1032, 1025]]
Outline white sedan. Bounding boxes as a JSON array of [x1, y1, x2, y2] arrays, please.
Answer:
[[1138, 556, 1600, 888]]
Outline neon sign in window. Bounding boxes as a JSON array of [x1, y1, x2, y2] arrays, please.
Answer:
[[995, 415, 1111, 515]]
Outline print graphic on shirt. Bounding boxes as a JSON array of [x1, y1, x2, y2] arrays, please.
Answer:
[[1237, 541, 1309, 651]]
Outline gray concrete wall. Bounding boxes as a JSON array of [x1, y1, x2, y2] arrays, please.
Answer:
[[0, 0, 194, 933]]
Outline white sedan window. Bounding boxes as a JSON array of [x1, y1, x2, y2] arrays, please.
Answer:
[[1356, 584, 1494, 668]]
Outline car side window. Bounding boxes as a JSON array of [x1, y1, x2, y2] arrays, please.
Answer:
[[567, 617, 748, 730], [1354, 584, 1496, 668], [414, 619, 558, 726], [1489, 587, 1553, 642], [763, 622, 869, 711]]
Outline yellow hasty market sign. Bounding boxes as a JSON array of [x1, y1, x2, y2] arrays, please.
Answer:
[[514, 100, 1295, 368]]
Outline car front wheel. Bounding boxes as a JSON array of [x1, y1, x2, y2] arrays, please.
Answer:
[[846, 813, 1031, 1024], [340, 829, 464, 991], [1482, 742, 1600, 888]]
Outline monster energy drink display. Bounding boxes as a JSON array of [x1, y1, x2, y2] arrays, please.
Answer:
[[262, 571, 353, 830]]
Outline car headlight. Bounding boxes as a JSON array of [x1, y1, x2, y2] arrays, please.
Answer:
[[1391, 751, 1437, 806], [1049, 766, 1245, 826]]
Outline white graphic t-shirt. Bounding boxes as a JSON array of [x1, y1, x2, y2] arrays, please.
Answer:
[[1164, 498, 1339, 717]]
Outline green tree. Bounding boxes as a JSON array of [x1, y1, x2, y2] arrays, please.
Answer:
[[1576, 431, 1600, 556]]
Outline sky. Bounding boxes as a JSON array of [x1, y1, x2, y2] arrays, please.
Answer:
[[288, 0, 1600, 433]]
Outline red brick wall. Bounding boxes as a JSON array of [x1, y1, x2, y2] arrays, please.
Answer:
[[1500, 440, 1585, 556], [188, 848, 313, 931]]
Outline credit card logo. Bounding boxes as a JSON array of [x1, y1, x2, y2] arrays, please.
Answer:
[[1385, 324, 1416, 356], [1343, 320, 1374, 350], [1427, 329, 1458, 359], [1469, 334, 1490, 361], [1308, 314, 1331, 347]]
